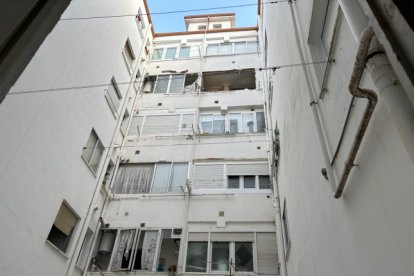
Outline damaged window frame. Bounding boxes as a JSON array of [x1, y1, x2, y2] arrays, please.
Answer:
[[201, 69, 256, 92], [206, 40, 259, 56], [142, 73, 199, 94], [90, 228, 182, 273]]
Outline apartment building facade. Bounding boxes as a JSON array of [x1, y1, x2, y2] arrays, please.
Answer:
[[85, 13, 280, 276], [259, 0, 414, 275]]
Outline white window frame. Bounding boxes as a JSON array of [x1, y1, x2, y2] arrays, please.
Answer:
[[199, 111, 265, 134], [136, 7, 146, 31], [132, 110, 195, 136], [152, 74, 186, 94], [122, 38, 136, 74], [206, 41, 259, 56], [105, 77, 122, 117], [178, 45, 200, 59], [81, 129, 104, 175]]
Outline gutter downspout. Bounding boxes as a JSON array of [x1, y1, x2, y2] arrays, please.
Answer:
[[334, 27, 378, 198]]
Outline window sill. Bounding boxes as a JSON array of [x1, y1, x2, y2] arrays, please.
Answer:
[[205, 52, 259, 57], [45, 240, 69, 259]]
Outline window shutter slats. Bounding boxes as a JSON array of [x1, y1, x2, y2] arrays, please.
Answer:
[[210, 233, 254, 242], [143, 115, 180, 135], [188, 232, 209, 241], [257, 233, 279, 275], [54, 204, 77, 236], [192, 164, 224, 188], [227, 163, 269, 175]]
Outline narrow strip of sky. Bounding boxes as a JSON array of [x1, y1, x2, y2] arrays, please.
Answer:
[[147, 0, 258, 33]]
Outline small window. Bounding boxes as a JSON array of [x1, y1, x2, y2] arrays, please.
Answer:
[[211, 242, 230, 271], [123, 39, 135, 73], [120, 109, 130, 135], [47, 202, 78, 253], [198, 25, 207, 30], [228, 176, 240, 189], [82, 129, 104, 174], [243, 176, 256, 188], [259, 175, 271, 189], [105, 77, 122, 116], [235, 242, 253, 271], [212, 24, 222, 29], [76, 228, 94, 269]]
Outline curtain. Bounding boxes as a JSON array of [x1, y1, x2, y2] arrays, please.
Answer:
[[141, 231, 159, 271], [112, 164, 154, 194], [111, 229, 136, 270]]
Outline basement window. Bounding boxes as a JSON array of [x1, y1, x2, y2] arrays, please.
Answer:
[[47, 202, 78, 253], [202, 69, 256, 91]]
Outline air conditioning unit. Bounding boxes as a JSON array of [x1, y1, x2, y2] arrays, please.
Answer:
[[143, 82, 152, 93], [171, 228, 182, 238], [181, 39, 188, 46]]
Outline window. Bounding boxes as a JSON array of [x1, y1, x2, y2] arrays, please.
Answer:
[[152, 48, 163, 60], [186, 242, 208, 272], [200, 111, 266, 134], [90, 228, 181, 272], [111, 162, 188, 194], [82, 129, 104, 174], [186, 232, 262, 273], [192, 162, 271, 190], [77, 228, 94, 269], [282, 200, 291, 255], [178, 45, 200, 58], [152, 74, 185, 94], [202, 69, 256, 91], [47, 202, 78, 253], [198, 25, 207, 30], [120, 109, 130, 135], [212, 24, 222, 29], [122, 39, 135, 73], [136, 8, 146, 31], [129, 111, 195, 137], [105, 77, 122, 116], [206, 41, 259, 56], [164, 47, 177, 60]]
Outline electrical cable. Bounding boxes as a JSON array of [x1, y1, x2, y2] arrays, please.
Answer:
[[7, 60, 330, 96], [60, 1, 289, 21]]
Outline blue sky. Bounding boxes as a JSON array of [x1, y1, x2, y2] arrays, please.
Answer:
[[147, 0, 258, 33]]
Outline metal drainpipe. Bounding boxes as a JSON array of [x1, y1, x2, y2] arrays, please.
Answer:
[[334, 27, 378, 198], [366, 38, 414, 163]]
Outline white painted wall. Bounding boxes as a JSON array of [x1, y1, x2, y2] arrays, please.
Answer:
[[260, 1, 414, 275], [0, 0, 150, 275]]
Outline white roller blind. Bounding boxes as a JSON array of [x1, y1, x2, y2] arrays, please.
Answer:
[[257, 233, 279, 275], [321, 0, 339, 55], [192, 164, 225, 188], [188, 232, 209, 241], [54, 203, 77, 236], [143, 115, 180, 135], [226, 163, 269, 175], [210, 232, 254, 242]]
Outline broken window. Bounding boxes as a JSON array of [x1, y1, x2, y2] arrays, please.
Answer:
[[202, 69, 256, 91], [142, 74, 198, 94], [111, 163, 188, 194]]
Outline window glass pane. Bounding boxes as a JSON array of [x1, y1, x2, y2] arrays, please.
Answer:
[[256, 112, 266, 133], [154, 75, 170, 93], [229, 114, 241, 133], [112, 164, 154, 194], [242, 113, 255, 133], [246, 41, 258, 53], [234, 42, 246, 54], [259, 175, 271, 189], [170, 163, 188, 192], [213, 114, 225, 133], [243, 176, 256, 189], [235, 242, 253, 271], [228, 176, 240, 189], [89, 139, 104, 172], [152, 49, 163, 60], [201, 115, 213, 133], [186, 242, 208, 272], [82, 132, 97, 162], [189, 45, 200, 57], [212, 242, 229, 271], [179, 46, 190, 58], [169, 75, 185, 93], [151, 163, 171, 193], [220, 43, 232, 55], [165, 47, 177, 59], [206, 44, 219, 55]]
